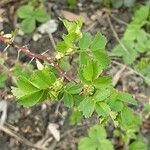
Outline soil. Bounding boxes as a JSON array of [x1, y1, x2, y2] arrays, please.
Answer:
[[0, 0, 150, 150]]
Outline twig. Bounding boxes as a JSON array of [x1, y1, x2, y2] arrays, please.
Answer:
[[49, 33, 56, 50], [110, 14, 128, 25], [106, 15, 129, 53], [13, 44, 77, 82], [0, 125, 48, 150], [111, 60, 150, 84], [28, 49, 49, 64], [0, 35, 77, 83], [0, 64, 15, 77], [112, 66, 126, 86]]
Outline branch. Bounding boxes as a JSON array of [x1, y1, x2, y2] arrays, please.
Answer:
[[0, 35, 77, 83]]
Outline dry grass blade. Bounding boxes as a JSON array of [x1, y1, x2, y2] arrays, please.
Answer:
[[111, 60, 150, 84], [112, 66, 126, 86], [106, 15, 129, 53]]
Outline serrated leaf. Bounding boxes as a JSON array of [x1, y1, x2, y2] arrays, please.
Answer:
[[120, 107, 135, 126], [79, 125, 113, 150], [88, 125, 107, 139], [129, 140, 148, 150], [34, 8, 49, 22], [18, 90, 45, 107], [21, 18, 36, 33], [79, 32, 93, 50], [92, 51, 110, 68], [62, 19, 83, 35], [79, 51, 89, 66], [17, 77, 39, 93], [92, 61, 103, 80], [17, 5, 34, 19], [30, 67, 56, 89], [69, 109, 82, 125], [95, 102, 110, 117], [12, 64, 32, 78], [58, 57, 70, 72], [93, 76, 111, 89], [132, 6, 149, 25], [94, 89, 110, 102], [79, 137, 97, 150], [90, 32, 107, 51], [56, 41, 68, 53], [117, 92, 137, 105], [83, 60, 93, 81], [78, 97, 95, 118], [11, 87, 24, 99], [63, 92, 74, 108], [109, 99, 124, 112], [65, 83, 81, 94]]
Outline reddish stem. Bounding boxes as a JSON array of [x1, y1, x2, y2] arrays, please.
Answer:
[[0, 35, 77, 83]]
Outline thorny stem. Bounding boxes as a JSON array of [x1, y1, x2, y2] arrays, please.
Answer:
[[0, 35, 78, 83]]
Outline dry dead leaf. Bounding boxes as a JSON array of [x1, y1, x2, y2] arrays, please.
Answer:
[[48, 123, 60, 141], [61, 10, 91, 25], [62, 10, 80, 21]]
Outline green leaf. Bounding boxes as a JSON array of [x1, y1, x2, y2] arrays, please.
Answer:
[[69, 109, 82, 125], [11, 87, 24, 99], [117, 92, 137, 105], [90, 32, 107, 51], [58, 57, 70, 72], [79, 125, 113, 150], [62, 19, 83, 35], [18, 90, 45, 107], [17, 77, 39, 93], [79, 137, 97, 150], [79, 51, 89, 66], [0, 73, 8, 88], [65, 83, 81, 94], [129, 140, 148, 150], [21, 18, 36, 33], [93, 76, 111, 89], [34, 7, 49, 22], [92, 51, 110, 68], [88, 125, 107, 139], [132, 6, 149, 25], [79, 32, 93, 50], [95, 102, 110, 117], [30, 67, 56, 89], [94, 89, 110, 102], [92, 61, 103, 80], [12, 75, 49, 107], [63, 92, 74, 108], [67, 0, 77, 9], [112, 41, 137, 65], [121, 107, 133, 123], [17, 5, 34, 19], [12, 64, 32, 78], [78, 97, 95, 118], [109, 99, 124, 112], [83, 60, 93, 81]]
